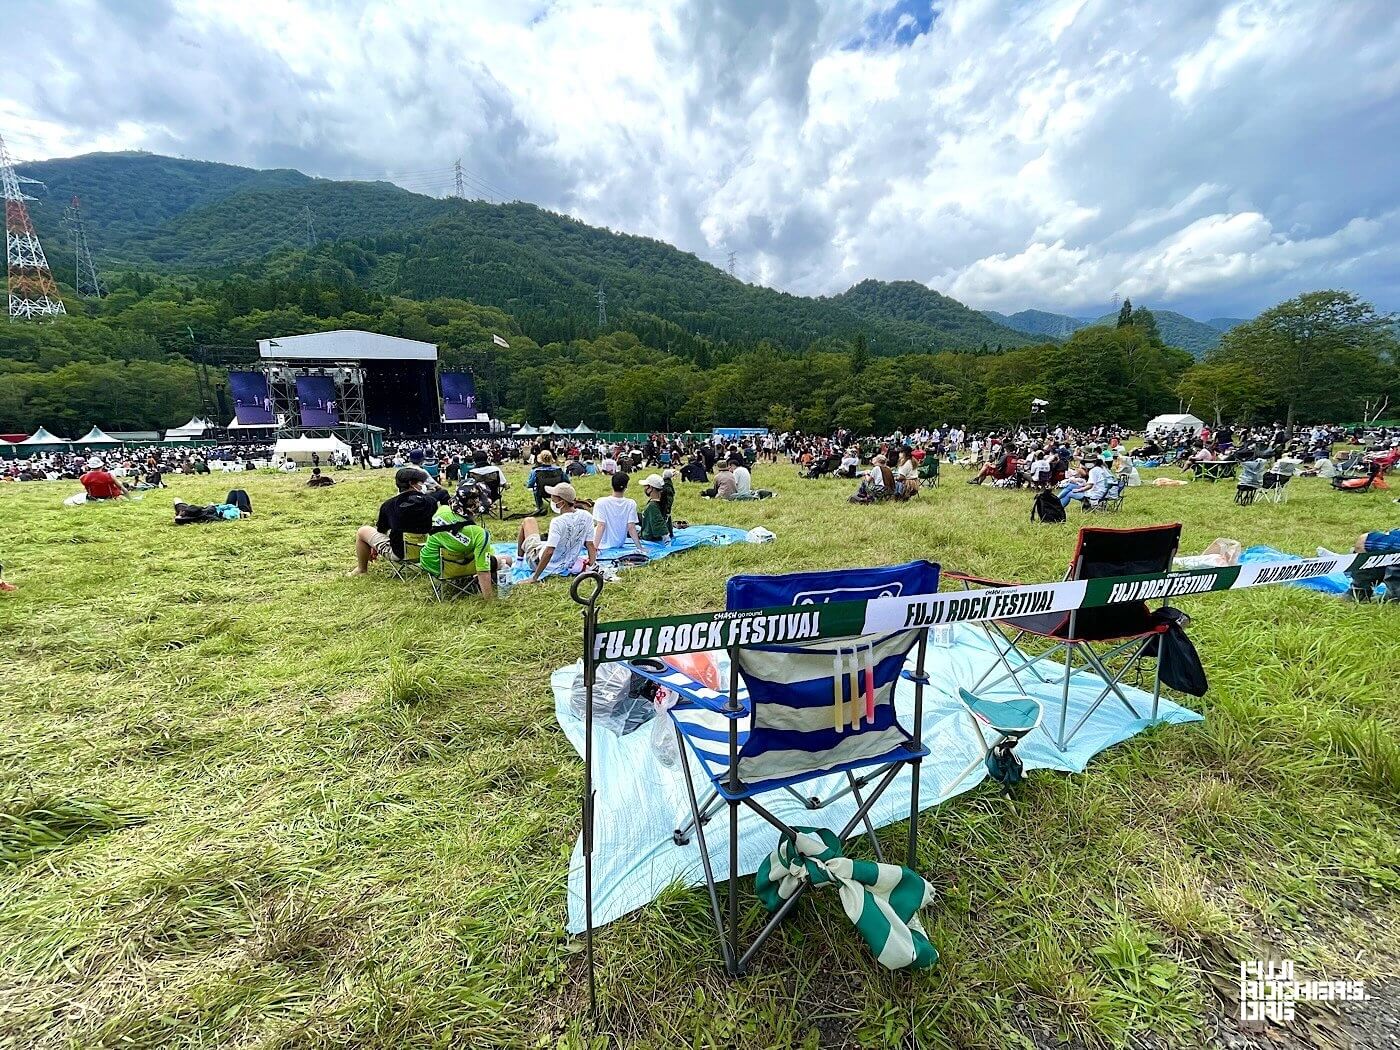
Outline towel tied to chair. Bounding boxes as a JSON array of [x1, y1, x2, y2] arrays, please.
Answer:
[[754, 826, 938, 970]]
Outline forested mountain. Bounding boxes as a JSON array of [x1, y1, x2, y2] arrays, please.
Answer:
[[980, 308, 1090, 340], [984, 305, 1248, 357], [15, 151, 1033, 356], [1085, 310, 1226, 357]]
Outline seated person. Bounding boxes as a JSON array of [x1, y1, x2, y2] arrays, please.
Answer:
[[600, 453, 619, 475], [1027, 453, 1052, 489], [307, 468, 335, 487], [969, 449, 1018, 485], [419, 488, 507, 596], [837, 449, 861, 478], [565, 456, 588, 478], [1347, 528, 1400, 602], [350, 466, 451, 575], [680, 453, 709, 483], [639, 473, 672, 542], [468, 450, 509, 500], [850, 455, 895, 503], [516, 482, 598, 583], [702, 462, 738, 499], [731, 458, 753, 496], [79, 459, 125, 501], [527, 451, 565, 515], [592, 472, 643, 553]]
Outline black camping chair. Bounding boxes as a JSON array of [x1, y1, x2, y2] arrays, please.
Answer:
[[468, 467, 509, 519], [946, 524, 1182, 751], [532, 465, 566, 514]]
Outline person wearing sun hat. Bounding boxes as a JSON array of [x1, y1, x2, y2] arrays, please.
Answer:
[[79, 457, 125, 501], [515, 480, 598, 583]]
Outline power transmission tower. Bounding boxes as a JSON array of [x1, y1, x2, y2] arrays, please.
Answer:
[[1, 130, 65, 319], [1110, 292, 1121, 313], [64, 195, 104, 298], [727, 250, 736, 277], [596, 283, 607, 327], [303, 205, 317, 248], [454, 158, 466, 199]]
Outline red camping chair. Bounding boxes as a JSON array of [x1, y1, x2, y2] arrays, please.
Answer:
[[945, 524, 1182, 751]]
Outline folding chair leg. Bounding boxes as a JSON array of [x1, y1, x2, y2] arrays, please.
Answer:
[[728, 799, 741, 976], [674, 730, 734, 974], [906, 758, 921, 868], [845, 771, 884, 864], [1056, 645, 1074, 751]]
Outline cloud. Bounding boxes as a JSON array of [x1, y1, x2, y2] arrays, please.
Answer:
[[1, 0, 1397, 318]]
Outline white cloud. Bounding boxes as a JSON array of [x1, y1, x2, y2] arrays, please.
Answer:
[[1, 0, 1397, 318]]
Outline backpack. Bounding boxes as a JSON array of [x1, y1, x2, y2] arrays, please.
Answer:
[[984, 740, 1025, 791], [1031, 489, 1066, 523]]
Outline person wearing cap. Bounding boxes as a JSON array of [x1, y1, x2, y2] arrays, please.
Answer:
[[593, 472, 643, 553], [350, 466, 450, 575], [1061, 450, 1116, 508], [419, 487, 506, 596], [79, 458, 125, 501], [515, 481, 598, 583], [638, 473, 672, 542]]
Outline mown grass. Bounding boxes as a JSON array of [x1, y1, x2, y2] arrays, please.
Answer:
[[0, 463, 1396, 1048]]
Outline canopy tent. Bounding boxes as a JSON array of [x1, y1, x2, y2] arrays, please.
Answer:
[[1146, 413, 1206, 436], [19, 427, 71, 446], [273, 435, 352, 465], [545, 422, 570, 435], [514, 423, 540, 436], [165, 417, 212, 439], [74, 427, 121, 446], [572, 422, 596, 435]]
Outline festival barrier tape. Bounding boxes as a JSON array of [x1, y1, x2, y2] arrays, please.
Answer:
[[591, 552, 1400, 664]]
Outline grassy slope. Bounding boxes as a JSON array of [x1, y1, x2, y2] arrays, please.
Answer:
[[1, 467, 1397, 1048]]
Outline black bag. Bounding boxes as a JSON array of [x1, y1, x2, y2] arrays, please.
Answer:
[[1031, 489, 1066, 523], [984, 740, 1025, 791], [1147, 607, 1208, 696], [226, 489, 253, 516]]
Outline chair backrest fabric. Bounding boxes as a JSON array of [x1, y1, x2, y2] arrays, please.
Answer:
[[1069, 525, 1180, 640], [533, 466, 565, 496], [402, 532, 427, 563]]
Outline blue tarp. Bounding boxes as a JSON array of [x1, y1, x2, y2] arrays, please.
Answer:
[[490, 524, 751, 582], [1240, 545, 1352, 595], [558, 623, 1203, 933]]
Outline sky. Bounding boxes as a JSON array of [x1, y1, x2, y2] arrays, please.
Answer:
[[2, 0, 1398, 319]]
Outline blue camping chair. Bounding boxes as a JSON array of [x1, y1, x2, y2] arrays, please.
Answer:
[[627, 560, 939, 976]]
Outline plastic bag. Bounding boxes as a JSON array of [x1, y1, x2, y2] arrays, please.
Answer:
[[569, 662, 656, 737], [1175, 537, 1242, 570], [650, 688, 680, 768]]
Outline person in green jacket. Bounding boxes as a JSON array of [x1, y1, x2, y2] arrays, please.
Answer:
[[420, 489, 503, 596], [638, 473, 673, 542]]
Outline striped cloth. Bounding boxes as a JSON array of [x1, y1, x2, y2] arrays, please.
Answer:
[[754, 827, 938, 970]]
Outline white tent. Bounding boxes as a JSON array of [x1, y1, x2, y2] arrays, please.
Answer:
[[74, 427, 121, 446], [273, 435, 352, 464], [165, 417, 211, 439], [1146, 413, 1206, 436], [19, 427, 70, 445], [515, 423, 540, 436]]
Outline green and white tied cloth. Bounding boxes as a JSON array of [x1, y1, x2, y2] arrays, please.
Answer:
[[754, 826, 938, 970]]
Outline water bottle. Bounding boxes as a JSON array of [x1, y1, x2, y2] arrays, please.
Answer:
[[933, 624, 954, 648], [496, 569, 513, 598]]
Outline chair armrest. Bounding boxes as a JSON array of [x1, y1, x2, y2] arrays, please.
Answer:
[[942, 571, 1019, 589]]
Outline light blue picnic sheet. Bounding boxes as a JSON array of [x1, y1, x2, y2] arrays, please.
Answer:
[[491, 524, 750, 582], [557, 623, 1203, 933]]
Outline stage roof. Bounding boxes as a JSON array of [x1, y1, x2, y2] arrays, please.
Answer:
[[258, 330, 438, 363]]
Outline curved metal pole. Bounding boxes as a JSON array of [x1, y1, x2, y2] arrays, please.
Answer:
[[570, 571, 605, 1018]]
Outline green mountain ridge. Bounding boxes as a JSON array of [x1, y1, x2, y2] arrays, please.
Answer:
[[17, 151, 1037, 356], [981, 305, 1239, 357]]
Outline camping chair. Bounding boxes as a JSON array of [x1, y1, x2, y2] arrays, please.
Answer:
[[1333, 462, 1382, 492], [386, 532, 426, 581], [1257, 471, 1291, 504], [918, 457, 941, 487], [468, 468, 509, 519], [427, 545, 485, 601], [805, 454, 841, 480], [532, 465, 566, 513], [939, 688, 1044, 798], [945, 524, 1181, 751], [626, 561, 940, 976], [1083, 474, 1128, 513]]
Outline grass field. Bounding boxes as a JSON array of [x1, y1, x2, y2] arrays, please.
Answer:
[[1, 462, 1397, 1049]]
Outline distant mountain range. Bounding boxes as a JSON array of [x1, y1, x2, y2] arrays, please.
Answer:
[[980, 307, 1253, 357], [17, 151, 1038, 356]]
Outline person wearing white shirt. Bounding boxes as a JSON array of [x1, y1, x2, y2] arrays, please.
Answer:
[[731, 459, 752, 495], [592, 472, 643, 552]]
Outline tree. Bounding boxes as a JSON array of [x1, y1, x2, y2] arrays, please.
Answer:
[[1213, 290, 1395, 431], [1175, 361, 1270, 427], [1116, 298, 1133, 328], [1130, 304, 1161, 344], [850, 333, 870, 375]]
